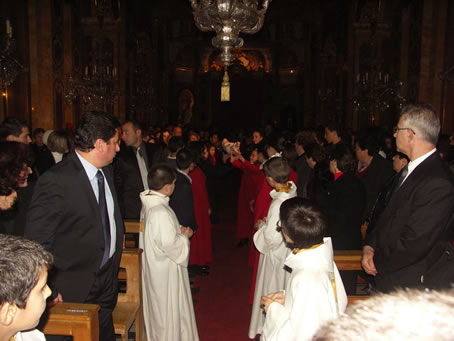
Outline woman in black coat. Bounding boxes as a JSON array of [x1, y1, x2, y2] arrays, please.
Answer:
[[320, 143, 366, 294]]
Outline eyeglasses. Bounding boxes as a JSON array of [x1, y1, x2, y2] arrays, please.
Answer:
[[393, 126, 416, 135]]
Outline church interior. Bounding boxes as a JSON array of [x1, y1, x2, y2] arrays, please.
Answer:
[[1, 0, 453, 133]]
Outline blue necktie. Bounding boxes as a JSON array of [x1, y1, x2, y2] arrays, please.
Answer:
[[96, 170, 111, 268]]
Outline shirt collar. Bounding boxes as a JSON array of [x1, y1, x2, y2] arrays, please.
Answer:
[[407, 148, 436, 176], [177, 168, 192, 183], [75, 150, 101, 181]]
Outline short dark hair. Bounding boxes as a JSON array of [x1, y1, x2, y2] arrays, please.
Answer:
[[331, 144, 356, 173], [263, 157, 290, 184], [0, 118, 28, 142], [356, 135, 379, 156], [176, 148, 194, 170], [279, 197, 326, 249], [395, 151, 410, 162], [148, 163, 176, 191], [0, 142, 35, 195], [325, 122, 344, 136], [0, 234, 53, 308], [125, 120, 144, 134], [74, 111, 120, 152], [304, 143, 326, 163], [185, 141, 205, 164], [32, 128, 45, 138], [167, 136, 185, 153], [252, 128, 264, 137]]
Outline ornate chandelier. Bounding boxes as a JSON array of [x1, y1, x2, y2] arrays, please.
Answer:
[[65, 0, 120, 112], [65, 33, 119, 112], [189, 0, 272, 101], [0, 19, 27, 91]]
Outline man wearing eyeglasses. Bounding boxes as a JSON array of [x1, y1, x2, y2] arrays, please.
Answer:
[[362, 103, 454, 292]]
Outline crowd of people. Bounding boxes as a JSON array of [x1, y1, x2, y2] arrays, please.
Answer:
[[0, 102, 453, 341]]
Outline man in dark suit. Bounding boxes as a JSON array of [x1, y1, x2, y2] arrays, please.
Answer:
[[25, 111, 124, 341], [114, 120, 163, 220], [362, 104, 454, 293]]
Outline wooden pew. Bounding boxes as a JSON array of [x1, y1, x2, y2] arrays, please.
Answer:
[[333, 250, 363, 270], [42, 302, 100, 341], [124, 220, 141, 248], [124, 220, 140, 234], [113, 247, 144, 341], [334, 250, 370, 305]]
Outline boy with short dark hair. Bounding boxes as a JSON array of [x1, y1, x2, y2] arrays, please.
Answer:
[[261, 197, 347, 341], [248, 157, 297, 339], [139, 164, 199, 341], [0, 234, 53, 341]]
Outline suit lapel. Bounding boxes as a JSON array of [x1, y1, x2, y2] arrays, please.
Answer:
[[68, 152, 105, 246]]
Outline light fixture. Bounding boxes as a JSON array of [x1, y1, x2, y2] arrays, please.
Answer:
[[0, 19, 27, 90], [189, 0, 272, 101]]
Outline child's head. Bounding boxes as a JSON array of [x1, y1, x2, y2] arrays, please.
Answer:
[[148, 164, 177, 196], [263, 156, 290, 186], [0, 234, 53, 334], [278, 197, 326, 249]]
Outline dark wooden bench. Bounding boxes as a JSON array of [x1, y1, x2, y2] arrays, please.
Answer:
[[334, 249, 371, 305]]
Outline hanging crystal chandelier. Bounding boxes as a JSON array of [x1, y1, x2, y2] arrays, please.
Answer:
[[189, 0, 272, 101], [0, 19, 27, 90]]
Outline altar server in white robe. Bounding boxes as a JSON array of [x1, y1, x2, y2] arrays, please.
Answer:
[[139, 164, 199, 341], [249, 157, 297, 339], [261, 197, 347, 341]]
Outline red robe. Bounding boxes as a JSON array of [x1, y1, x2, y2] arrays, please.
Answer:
[[232, 160, 262, 240], [189, 167, 212, 266], [249, 168, 298, 303]]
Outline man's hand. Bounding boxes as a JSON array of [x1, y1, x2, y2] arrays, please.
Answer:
[[261, 291, 285, 313], [362, 245, 377, 276]]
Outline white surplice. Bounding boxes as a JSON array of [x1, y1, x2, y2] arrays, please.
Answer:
[[16, 329, 46, 341], [139, 191, 199, 341], [261, 238, 347, 341], [248, 182, 297, 339]]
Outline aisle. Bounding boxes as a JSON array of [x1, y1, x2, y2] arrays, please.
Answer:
[[193, 170, 254, 341]]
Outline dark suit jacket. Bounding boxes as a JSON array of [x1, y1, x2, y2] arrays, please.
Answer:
[[169, 171, 197, 231], [358, 154, 394, 222], [367, 152, 454, 292], [25, 152, 124, 302], [321, 172, 366, 250], [114, 143, 162, 219]]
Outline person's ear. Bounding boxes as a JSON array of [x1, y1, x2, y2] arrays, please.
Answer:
[[94, 138, 104, 151], [266, 176, 275, 186], [0, 302, 17, 326]]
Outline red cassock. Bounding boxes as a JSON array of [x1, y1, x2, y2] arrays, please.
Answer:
[[248, 168, 298, 303], [232, 160, 263, 240], [189, 167, 212, 266]]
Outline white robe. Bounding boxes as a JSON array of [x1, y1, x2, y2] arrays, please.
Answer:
[[16, 329, 46, 341], [261, 238, 347, 341], [248, 182, 297, 339], [139, 191, 199, 341]]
